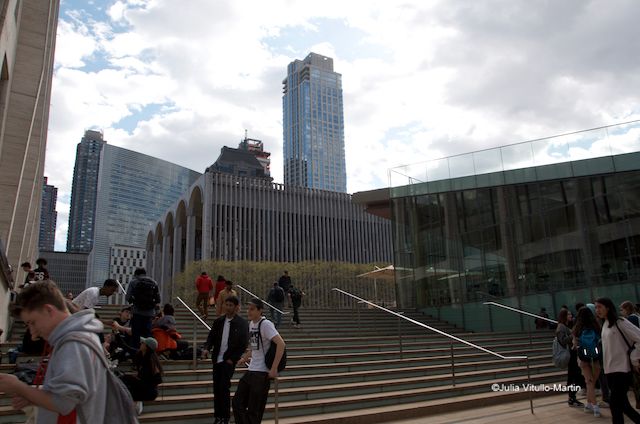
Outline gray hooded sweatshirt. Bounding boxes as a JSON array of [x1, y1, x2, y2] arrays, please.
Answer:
[[39, 309, 107, 424]]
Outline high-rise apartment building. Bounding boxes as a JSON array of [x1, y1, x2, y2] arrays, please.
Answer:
[[283, 53, 347, 193], [86, 144, 200, 287], [38, 177, 57, 251], [66, 130, 106, 252]]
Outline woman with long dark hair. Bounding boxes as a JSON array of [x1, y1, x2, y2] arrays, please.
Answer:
[[120, 336, 163, 415], [573, 306, 602, 417], [595, 297, 640, 424], [556, 308, 583, 407]]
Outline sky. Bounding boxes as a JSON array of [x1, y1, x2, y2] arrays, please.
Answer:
[[47, 0, 640, 251]]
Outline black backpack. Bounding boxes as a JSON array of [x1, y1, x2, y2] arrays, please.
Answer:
[[131, 277, 159, 310], [258, 318, 286, 372]]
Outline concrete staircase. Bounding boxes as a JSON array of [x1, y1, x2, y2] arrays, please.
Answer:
[[0, 304, 562, 423]]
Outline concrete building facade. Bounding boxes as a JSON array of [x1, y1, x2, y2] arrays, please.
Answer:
[[109, 244, 146, 304], [0, 0, 59, 275], [146, 170, 393, 300], [38, 176, 57, 251], [0, 0, 60, 337]]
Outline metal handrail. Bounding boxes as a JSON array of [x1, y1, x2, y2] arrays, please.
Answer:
[[236, 284, 289, 315], [334, 289, 526, 360], [176, 296, 211, 330], [176, 296, 211, 370], [483, 301, 558, 324], [333, 288, 534, 414], [115, 279, 127, 295]]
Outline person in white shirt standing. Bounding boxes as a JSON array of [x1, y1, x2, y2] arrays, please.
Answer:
[[72, 279, 119, 309], [203, 296, 248, 424], [233, 298, 286, 424], [595, 297, 640, 424]]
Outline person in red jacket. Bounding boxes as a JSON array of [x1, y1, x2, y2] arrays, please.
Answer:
[[195, 272, 214, 319], [214, 275, 226, 302]]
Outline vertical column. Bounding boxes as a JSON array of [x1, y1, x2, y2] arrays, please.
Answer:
[[186, 215, 196, 265], [202, 177, 213, 261], [153, 242, 162, 283], [161, 236, 171, 301], [173, 225, 182, 277], [146, 244, 154, 281]]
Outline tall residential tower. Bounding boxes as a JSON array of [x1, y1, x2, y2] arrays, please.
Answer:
[[38, 177, 57, 251], [283, 53, 347, 192], [66, 130, 106, 252]]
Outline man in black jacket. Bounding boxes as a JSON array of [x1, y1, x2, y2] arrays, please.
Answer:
[[203, 295, 249, 424]]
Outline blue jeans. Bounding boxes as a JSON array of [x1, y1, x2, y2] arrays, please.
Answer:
[[270, 304, 283, 328], [130, 313, 152, 349]]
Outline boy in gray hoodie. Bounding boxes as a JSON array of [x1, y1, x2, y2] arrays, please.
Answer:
[[0, 280, 109, 423]]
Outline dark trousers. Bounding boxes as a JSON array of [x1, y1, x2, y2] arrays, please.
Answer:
[[213, 361, 235, 419], [292, 306, 301, 325], [121, 374, 158, 402], [232, 371, 271, 424], [567, 349, 583, 399], [131, 314, 152, 349], [607, 372, 640, 424]]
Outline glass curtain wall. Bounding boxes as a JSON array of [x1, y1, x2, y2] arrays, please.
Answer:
[[392, 170, 640, 332]]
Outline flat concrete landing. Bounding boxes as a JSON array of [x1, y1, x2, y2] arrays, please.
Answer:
[[394, 394, 636, 423]]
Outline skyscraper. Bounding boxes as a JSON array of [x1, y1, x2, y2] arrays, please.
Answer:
[[86, 144, 200, 287], [67, 130, 106, 252], [38, 177, 57, 251], [283, 53, 347, 192]]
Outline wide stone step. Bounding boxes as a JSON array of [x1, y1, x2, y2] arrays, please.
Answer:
[[136, 371, 565, 422]]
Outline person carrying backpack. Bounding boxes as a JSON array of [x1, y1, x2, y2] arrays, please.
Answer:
[[288, 285, 304, 328], [126, 268, 161, 349], [266, 282, 285, 328], [573, 306, 603, 417]]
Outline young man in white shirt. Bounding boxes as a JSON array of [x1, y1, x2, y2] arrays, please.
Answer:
[[72, 279, 119, 309], [203, 296, 248, 424], [233, 298, 286, 424]]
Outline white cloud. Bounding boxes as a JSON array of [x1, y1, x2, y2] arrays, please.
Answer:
[[46, 0, 640, 250]]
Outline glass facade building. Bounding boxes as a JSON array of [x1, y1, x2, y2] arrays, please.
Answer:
[[283, 53, 347, 193], [86, 144, 200, 287], [389, 122, 640, 332], [67, 130, 106, 252]]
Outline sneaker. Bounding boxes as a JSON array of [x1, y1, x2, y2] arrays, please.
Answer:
[[593, 405, 601, 418], [568, 398, 584, 407], [135, 401, 143, 416], [599, 401, 609, 408], [584, 402, 594, 413]]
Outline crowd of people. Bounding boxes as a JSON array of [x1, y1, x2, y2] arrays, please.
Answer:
[[0, 263, 294, 423], [550, 299, 640, 423]]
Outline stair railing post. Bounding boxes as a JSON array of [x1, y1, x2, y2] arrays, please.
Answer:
[[357, 302, 361, 330], [526, 356, 533, 414], [274, 377, 279, 423], [528, 318, 533, 347], [397, 312, 404, 359], [192, 316, 197, 370], [450, 342, 456, 387]]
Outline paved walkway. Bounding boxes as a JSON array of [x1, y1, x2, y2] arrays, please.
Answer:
[[394, 394, 636, 423]]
